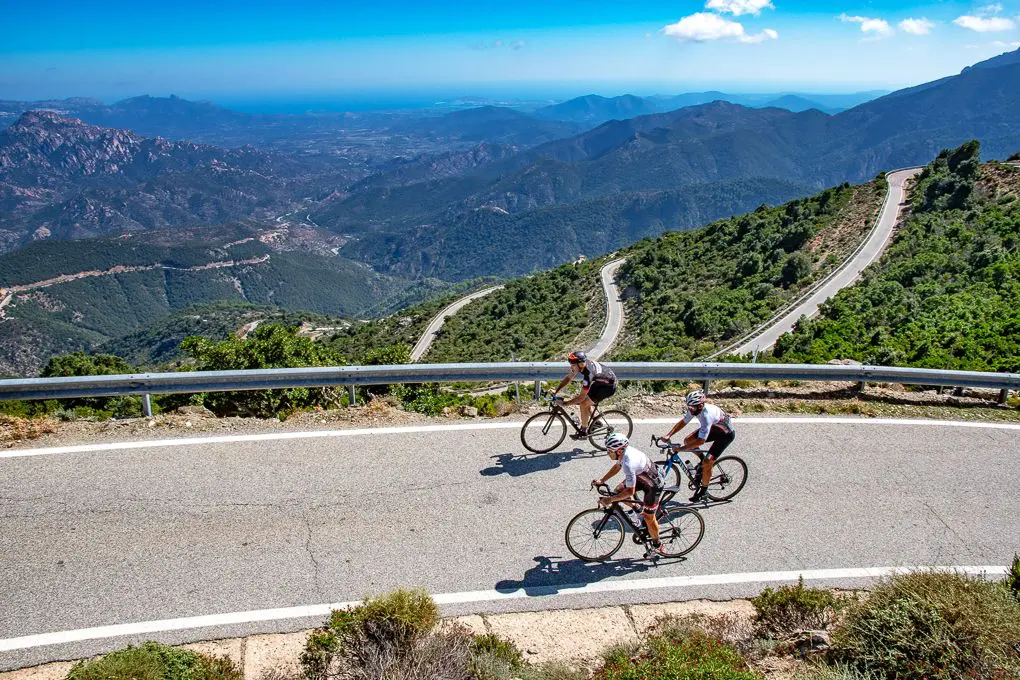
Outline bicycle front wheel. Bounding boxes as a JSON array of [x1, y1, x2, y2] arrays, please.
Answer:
[[706, 456, 748, 502], [520, 411, 568, 453], [588, 409, 634, 451], [655, 507, 705, 558], [565, 508, 625, 561]]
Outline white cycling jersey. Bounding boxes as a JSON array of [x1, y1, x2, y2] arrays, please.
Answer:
[[620, 445, 653, 488], [683, 403, 734, 440]]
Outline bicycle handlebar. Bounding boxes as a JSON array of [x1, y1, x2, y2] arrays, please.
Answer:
[[591, 481, 612, 496], [650, 435, 703, 453]]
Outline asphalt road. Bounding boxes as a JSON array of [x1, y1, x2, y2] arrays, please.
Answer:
[[410, 286, 503, 361], [587, 259, 626, 360], [730, 168, 921, 356], [2, 417, 1018, 669]]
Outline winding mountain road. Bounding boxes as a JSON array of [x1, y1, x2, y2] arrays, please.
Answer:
[[724, 167, 921, 357], [410, 286, 503, 361], [587, 258, 626, 360], [2, 417, 1017, 669]]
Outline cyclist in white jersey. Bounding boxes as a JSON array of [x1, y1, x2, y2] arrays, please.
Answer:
[[660, 390, 736, 502], [591, 433, 664, 558]]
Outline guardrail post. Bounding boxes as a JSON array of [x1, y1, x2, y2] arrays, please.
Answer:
[[142, 393, 152, 418], [534, 380, 541, 401], [857, 380, 866, 393], [348, 385, 356, 406], [999, 388, 1010, 405], [702, 379, 711, 395]]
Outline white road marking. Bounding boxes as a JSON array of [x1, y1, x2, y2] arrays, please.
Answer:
[[4, 417, 1020, 460], [0, 565, 1005, 652]]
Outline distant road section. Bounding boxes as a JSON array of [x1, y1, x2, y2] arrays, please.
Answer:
[[411, 286, 503, 361], [587, 258, 626, 360], [727, 167, 922, 356]]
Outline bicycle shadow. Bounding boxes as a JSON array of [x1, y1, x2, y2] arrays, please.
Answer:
[[480, 448, 605, 477], [494, 553, 689, 596]]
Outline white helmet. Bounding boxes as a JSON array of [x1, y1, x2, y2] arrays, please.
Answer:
[[606, 432, 629, 450], [685, 390, 707, 408]]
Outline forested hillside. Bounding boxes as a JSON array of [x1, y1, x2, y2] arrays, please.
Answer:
[[0, 227, 412, 376], [772, 143, 1020, 372], [611, 179, 886, 360], [412, 176, 884, 362]]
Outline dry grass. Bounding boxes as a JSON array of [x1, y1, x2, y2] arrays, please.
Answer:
[[0, 415, 56, 448]]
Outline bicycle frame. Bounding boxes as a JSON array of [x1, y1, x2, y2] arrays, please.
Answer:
[[651, 436, 707, 486], [591, 483, 677, 539], [547, 397, 609, 435]]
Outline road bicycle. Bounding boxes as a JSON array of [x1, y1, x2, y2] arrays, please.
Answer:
[[520, 394, 633, 453], [650, 436, 748, 503], [564, 482, 705, 561]]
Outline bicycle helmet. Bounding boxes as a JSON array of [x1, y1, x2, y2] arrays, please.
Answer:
[[606, 432, 628, 450], [685, 390, 707, 409], [567, 350, 587, 364]]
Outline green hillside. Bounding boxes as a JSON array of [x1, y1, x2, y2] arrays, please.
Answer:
[[772, 143, 1020, 372], [0, 228, 414, 376], [611, 179, 886, 360]]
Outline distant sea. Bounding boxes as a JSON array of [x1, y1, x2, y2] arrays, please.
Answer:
[[214, 88, 574, 114]]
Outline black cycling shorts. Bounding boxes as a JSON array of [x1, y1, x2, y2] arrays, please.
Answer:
[[705, 426, 735, 460], [586, 381, 616, 403], [635, 471, 663, 512]]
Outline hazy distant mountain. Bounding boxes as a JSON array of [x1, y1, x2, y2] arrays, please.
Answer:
[[391, 106, 583, 145], [534, 94, 661, 124]]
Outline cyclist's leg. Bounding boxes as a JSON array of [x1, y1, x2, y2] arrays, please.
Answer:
[[637, 474, 662, 544], [584, 383, 614, 428], [701, 427, 735, 486]]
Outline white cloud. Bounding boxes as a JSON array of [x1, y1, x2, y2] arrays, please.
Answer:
[[839, 13, 895, 38], [704, 0, 775, 17], [991, 39, 1020, 48], [977, 3, 1004, 15], [899, 18, 935, 35], [662, 12, 777, 43], [954, 15, 1016, 31], [511, 40, 525, 50]]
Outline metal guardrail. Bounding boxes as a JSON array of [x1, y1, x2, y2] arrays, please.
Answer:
[[1, 362, 1016, 412]]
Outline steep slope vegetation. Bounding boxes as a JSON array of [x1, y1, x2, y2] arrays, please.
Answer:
[[417, 177, 885, 362], [772, 143, 1020, 372]]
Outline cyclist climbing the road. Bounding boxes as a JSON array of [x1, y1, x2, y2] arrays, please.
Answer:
[[551, 350, 616, 440], [592, 433, 664, 558], [659, 390, 736, 503]]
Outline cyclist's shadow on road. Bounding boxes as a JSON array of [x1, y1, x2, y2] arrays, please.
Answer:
[[480, 448, 605, 477], [494, 554, 688, 596]]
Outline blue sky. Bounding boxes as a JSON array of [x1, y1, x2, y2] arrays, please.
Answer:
[[2, 0, 1019, 103]]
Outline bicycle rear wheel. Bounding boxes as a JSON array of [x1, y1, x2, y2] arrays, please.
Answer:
[[655, 507, 705, 558], [588, 409, 634, 451], [520, 411, 568, 453], [705, 456, 748, 502], [565, 509, 625, 561]]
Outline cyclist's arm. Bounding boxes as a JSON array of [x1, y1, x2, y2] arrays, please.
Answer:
[[594, 463, 621, 487], [563, 386, 589, 406], [552, 366, 579, 395], [663, 413, 692, 439]]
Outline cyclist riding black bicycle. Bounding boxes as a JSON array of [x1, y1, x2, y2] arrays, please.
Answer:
[[551, 350, 616, 440], [659, 390, 736, 503], [591, 432, 664, 558]]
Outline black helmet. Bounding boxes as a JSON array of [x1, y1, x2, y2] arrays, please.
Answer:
[[567, 350, 587, 364]]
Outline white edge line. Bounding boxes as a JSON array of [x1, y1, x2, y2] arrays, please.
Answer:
[[0, 565, 1006, 653], [6, 416, 1020, 459]]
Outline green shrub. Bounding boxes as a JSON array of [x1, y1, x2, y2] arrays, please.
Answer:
[[65, 641, 242, 680], [470, 633, 524, 673], [790, 664, 872, 680], [592, 621, 758, 680], [830, 570, 1020, 679], [1007, 554, 1020, 603], [301, 588, 443, 680], [752, 577, 841, 638]]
